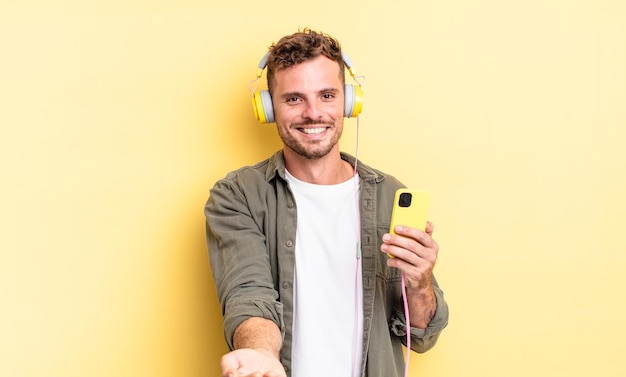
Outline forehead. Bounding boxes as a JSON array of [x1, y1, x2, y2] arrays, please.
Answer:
[[272, 56, 343, 93]]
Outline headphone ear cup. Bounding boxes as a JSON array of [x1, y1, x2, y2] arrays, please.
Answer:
[[252, 90, 274, 124], [344, 84, 363, 118]]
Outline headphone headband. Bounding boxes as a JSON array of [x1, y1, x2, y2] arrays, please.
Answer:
[[256, 51, 357, 78]]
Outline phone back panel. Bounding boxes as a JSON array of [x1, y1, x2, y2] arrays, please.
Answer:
[[389, 189, 430, 234]]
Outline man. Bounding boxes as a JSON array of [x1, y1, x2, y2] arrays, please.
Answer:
[[205, 29, 448, 377]]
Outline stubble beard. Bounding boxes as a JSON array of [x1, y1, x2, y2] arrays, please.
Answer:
[[279, 120, 343, 160]]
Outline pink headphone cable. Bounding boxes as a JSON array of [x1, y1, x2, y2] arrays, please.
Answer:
[[402, 273, 411, 377], [352, 116, 362, 377], [351, 115, 412, 377]]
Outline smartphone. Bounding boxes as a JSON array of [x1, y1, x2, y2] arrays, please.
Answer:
[[388, 189, 430, 258]]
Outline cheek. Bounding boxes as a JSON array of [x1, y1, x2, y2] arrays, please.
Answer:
[[318, 102, 343, 120], [273, 104, 297, 121]]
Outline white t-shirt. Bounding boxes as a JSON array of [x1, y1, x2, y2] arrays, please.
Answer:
[[286, 170, 363, 377]]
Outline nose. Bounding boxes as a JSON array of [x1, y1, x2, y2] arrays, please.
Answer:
[[302, 99, 322, 120]]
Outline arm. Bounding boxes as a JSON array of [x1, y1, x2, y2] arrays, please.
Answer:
[[383, 221, 438, 328], [221, 318, 286, 377], [381, 221, 449, 350], [206, 178, 286, 375]]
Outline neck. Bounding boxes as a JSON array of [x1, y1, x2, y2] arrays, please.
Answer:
[[284, 149, 354, 185]]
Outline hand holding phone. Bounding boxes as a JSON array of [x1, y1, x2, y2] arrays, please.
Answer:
[[388, 189, 430, 258]]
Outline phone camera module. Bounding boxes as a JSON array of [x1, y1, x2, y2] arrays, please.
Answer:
[[399, 192, 412, 207]]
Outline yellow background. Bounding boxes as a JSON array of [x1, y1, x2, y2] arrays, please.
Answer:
[[2, 1, 625, 376]]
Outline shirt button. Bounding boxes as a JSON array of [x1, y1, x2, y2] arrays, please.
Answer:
[[282, 282, 290, 289], [285, 240, 293, 247], [287, 202, 295, 208]]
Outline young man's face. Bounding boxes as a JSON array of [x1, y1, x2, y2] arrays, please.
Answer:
[[271, 55, 345, 160]]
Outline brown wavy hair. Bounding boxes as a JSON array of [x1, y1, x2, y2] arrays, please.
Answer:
[[266, 28, 345, 94]]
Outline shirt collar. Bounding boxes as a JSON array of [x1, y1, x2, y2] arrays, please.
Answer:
[[265, 150, 385, 184]]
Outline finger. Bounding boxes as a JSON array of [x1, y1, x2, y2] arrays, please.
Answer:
[[384, 245, 420, 268], [383, 230, 438, 264], [425, 221, 434, 236], [221, 353, 242, 377], [391, 226, 434, 249]]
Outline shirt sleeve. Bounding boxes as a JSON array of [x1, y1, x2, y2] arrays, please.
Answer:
[[205, 178, 285, 350], [389, 276, 449, 353]]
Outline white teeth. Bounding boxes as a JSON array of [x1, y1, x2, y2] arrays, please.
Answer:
[[302, 127, 326, 134]]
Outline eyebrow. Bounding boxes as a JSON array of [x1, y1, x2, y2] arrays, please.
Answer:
[[279, 87, 340, 101]]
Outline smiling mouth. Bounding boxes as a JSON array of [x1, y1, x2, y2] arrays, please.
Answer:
[[299, 127, 328, 134]]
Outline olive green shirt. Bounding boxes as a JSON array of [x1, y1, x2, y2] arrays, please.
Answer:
[[206, 151, 448, 377]]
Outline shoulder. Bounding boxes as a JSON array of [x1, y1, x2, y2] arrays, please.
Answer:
[[207, 151, 286, 210], [216, 151, 285, 188], [341, 153, 404, 190]]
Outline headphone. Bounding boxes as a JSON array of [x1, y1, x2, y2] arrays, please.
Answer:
[[251, 51, 364, 124]]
